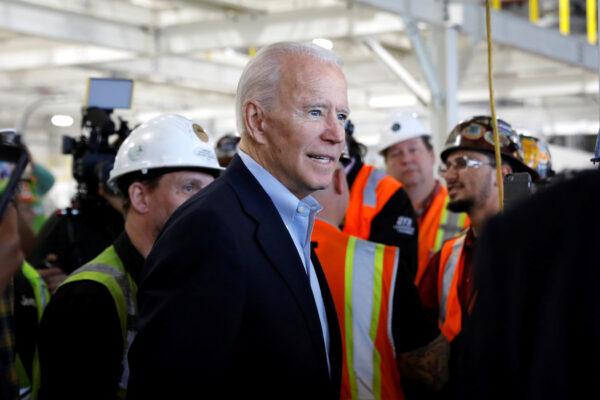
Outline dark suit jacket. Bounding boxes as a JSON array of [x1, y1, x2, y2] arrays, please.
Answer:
[[127, 155, 342, 399], [458, 170, 600, 400]]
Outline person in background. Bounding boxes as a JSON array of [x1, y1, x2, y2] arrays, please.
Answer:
[[312, 157, 447, 399], [378, 113, 469, 302], [343, 120, 419, 281], [215, 133, 241, 167], [418, 116, 536, 396], [0, 205, 25, 400], [460, 168, 600, 399], [37, 114, 223, 400]]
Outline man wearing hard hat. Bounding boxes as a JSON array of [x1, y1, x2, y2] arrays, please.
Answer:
[[37, 114, 223, 400], [418, 115, 536, 394], [378, 113, 469, 299]]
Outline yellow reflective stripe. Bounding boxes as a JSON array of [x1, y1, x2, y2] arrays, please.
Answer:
[[369, 244, 385, 400], [560, 0, 570, 35], [344, 236, 358, 400], [587, 0, 597, 44], [21, 262, 49, 320], [31, 349, 41, 400], [529, 0, 539, 22]]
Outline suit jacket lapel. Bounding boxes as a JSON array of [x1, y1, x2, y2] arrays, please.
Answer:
[[223, 155, 332, 380]]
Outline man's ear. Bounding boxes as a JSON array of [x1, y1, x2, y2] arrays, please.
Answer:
[[128, 182, 150, 214], [243, 101, 269, 145], [332, 167, 344, 196]]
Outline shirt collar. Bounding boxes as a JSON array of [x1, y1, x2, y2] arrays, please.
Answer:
[[113, 231, 145, 285], [238, 149, 322, 224]]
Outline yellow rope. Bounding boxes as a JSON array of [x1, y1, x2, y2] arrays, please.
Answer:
[[485, 0, 504, 211]]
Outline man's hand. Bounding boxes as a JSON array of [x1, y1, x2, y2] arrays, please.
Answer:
[[0, 205, 23, 292], [398, 334, 450, 391], [38, 254, 67, 293]]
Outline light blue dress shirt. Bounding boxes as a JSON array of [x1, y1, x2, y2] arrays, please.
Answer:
[[238, 150, 331, 373]]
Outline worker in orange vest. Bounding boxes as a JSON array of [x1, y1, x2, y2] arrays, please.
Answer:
[[312, 156, 447, 400], [377, 113, 469, 301], [418, 115, 536, 394], [342, 120, 418, 281]]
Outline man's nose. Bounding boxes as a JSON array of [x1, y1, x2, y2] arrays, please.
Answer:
[[322, 114, 345, 144]]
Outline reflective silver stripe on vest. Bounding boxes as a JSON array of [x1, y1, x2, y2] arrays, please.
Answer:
[[363, 169, 386, 207], [74, 262, 137, 391], [351, 238, 378, 399], [439, 236, 466, 324], [386, 247, 400, 358], [439, 210, 465, 243]]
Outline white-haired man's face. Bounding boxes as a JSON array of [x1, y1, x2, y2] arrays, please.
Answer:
[[259, 55, 349, 199]]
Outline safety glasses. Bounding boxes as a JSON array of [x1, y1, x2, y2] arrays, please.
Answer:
[[438, 155, 492, 174]]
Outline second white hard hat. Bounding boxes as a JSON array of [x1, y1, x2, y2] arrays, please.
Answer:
[[378, 113, 430, 155], [108, 113, 224, 186]]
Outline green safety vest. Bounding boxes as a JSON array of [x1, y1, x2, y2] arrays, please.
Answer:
[[59, 245, 137, 400], [16, 262, 50, 400]]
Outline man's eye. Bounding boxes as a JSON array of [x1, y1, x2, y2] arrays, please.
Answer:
[[309, 110, 322, 117], [183, 184, 195, 193], [337, 113, 348, 122]]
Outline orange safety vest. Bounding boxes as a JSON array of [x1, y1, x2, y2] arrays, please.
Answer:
[[437, 233, 467, 342], [415, 186, 469, 286], [344, 164, 402, 240], [313, 220, 404, 400]]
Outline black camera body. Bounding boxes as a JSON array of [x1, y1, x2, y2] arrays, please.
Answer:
[[61, 78, 134, 204]]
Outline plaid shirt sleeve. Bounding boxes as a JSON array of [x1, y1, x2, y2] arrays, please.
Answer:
[[0, 279, 18, 400]]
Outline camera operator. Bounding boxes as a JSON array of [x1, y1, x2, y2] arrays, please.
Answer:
[[28, 107, 129, 283]]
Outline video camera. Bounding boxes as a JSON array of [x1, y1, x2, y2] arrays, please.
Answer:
[[62, 78, 133, 203]]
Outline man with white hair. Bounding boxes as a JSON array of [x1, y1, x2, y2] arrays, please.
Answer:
[[128, 42, 348, 399]]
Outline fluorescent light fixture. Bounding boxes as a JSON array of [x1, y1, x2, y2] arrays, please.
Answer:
[[51, 115, 74, 127], [312, 38, 333, 50]]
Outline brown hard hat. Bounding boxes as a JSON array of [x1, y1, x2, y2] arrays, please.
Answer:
[[441, 115, 537, 178]]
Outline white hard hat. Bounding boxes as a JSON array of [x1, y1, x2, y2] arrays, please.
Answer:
[[108, 114, 224, 186], [378, 112, 430, 155]]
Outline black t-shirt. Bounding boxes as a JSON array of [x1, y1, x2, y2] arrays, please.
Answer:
[[37, 232, 143, 400], [391, 254, 439, 354], [347, 161, 419, 281]]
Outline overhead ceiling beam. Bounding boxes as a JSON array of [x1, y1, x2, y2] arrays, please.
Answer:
[[0, 0, 154, 53], [0, 43, 134, 71], [158, 5, 405, 54], [363, 38, 430, 105], [357, 0, 599, 72], [86, 57, 241, 95]]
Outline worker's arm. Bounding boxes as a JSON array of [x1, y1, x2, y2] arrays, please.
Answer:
[[398, 334, 449, 391], [0, 205, 23, 293], [37, 281, 123, 400]]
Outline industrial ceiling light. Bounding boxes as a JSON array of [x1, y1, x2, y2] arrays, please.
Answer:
[[51, 114, 74, 127], [312, 38, 333, 50]]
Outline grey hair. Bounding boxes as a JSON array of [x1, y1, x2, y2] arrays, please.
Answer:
[[235, 41, 343, 135]]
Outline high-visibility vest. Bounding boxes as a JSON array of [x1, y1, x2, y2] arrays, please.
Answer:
[[344, 164, 402, 240], [16, 262, 49, 400], [437, 234, 467, 342], [313, 219, 404, 400], [415, 186, 469, 286], [59, 245, 137, 400]]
